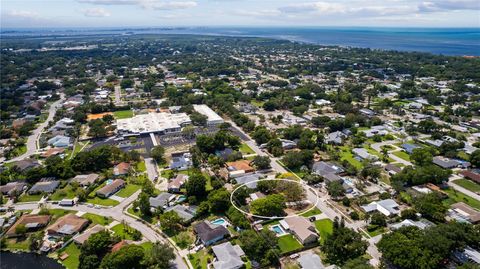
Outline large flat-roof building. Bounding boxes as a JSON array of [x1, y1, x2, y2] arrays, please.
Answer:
[[193, 104, 224, 126], [116, 112, 191, 135], [116, 105, 223, 135]]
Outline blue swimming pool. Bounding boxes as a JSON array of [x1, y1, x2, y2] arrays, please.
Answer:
[[211, 218, 226, 226], [271, 224, 286, 235]]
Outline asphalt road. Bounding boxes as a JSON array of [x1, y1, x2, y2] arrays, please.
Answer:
[[7, 93, 65, 163]]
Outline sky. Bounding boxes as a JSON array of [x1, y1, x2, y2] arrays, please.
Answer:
[[1, 0, 479, 28]]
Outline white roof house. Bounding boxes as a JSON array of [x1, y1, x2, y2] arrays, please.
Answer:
[[361, 199, 400, 216], [211, 242, 245, 269]]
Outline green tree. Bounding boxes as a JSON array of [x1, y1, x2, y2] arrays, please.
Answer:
[[190, 112, 208, 126], [159, 211, 182, 232], [410, 148, 433, 166], [470, 149, 480, 167], [370, 212, 387, 227], [238, 229, 279, 266], [322, 218, 368, 265], [185, 173, 207, 199], [207, 188, 230, 213], [28, 231, 44, 251], [150, 146, 166, 165], [343, 257, 373, 269], [15, 224, 27, 235], [144, 242, 176, 269], [327, 181, 345, 199], [79, 255, 100, 269], [138, 192, 151, 216], [100, 244, 144, 269], [251, 127, 272, 145], [413, 193, 447, 222], [250, 194, 286, 217], [252, 156, 271, 170]]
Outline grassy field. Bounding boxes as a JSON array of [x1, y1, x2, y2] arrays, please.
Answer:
[[188, 249, 212, 269], [116, 184, 141, 198], [50, 185, 77, 201], [239, 143, 255, 155], [136, 161, 146, 172], [339, 147, 363, 170], [278, 234, 303, 254], [6, 237, 30, 251], [60, 242, 81, 269], [452, 179, 480, 193], [300, 207, 322, 217], [314, 219, 333, 244], [443, 188, 480, 210], [110, 223, 140, 240], [86, 196, 120, 206], [83, 212, 113, 226], [392, 151, 411, 162], [18, 193, 44, 202], [113, 110, 134, 119]]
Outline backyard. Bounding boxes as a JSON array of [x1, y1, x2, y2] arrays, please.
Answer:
[[59, 242, 81, 269], [113, 110, 134, 119], [392, 151, 411, 162], [188, 249, 212, 269], [82, 212, 113, 226], [278, 234, 303, 254], [115, 184, 141, 198], [239, 143, 255, 155], [443, 188, 480, 210], [314, 219, 333, 244]]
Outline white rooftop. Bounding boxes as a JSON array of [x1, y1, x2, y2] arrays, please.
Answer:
[[117, 111, 191, 134]]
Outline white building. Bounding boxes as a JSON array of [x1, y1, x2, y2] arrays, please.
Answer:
[[117, 112, 191, 135], [193, 104, 224, 126]]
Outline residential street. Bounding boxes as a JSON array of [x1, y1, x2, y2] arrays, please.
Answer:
[[7, 93, 65, 163]]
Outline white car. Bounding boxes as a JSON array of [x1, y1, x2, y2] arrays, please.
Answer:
[[289, 254, 299, 259], [94, 205, 101, 209]]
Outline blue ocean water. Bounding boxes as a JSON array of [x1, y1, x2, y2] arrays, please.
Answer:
[[2, 26, 479, 56]]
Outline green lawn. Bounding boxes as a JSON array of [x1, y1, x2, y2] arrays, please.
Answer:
[[113, 110, 134, 119], [140, 242, 153, 252], [300, 207, 322, 217], [452, 179, 480, 193], [278, 234, 303, 253], [339, 147, 363, 170], [18, 193, 44, 202], [50, 185, 77, 201], [136, 161, 146, 172], [86, 196, 119, 206], [188, 249, 212, 269], [115, 184, 141, 198], [82, 212, 113, 226], [6, 238, 30, 251], [367, 227, 386, 237], [443, 188, 480, 210], [314, 219, 333, 244], [392, 151, 411, 162], [110, 223, 140, 240], [60, 242, 81, 269], [239, 143, 255, 155]]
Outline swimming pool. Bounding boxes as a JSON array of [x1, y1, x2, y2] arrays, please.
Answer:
[[211, 218, 228, 226], [271, 224, 286, 236]]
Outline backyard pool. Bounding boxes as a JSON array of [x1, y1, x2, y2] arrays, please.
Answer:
[[270, 224, 286, 236], [210, 218, 229, 227]]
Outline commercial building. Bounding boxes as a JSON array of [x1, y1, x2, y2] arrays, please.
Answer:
[[193, 104, 224, 126]]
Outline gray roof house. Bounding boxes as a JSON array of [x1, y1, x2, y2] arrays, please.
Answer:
[[326, 131, 345, 145], [47, 135, 71, 148], [28, 179, 60, 194], [193, 221, 229, 246], [165, 205, 196, 222], [298, 253, 324, 269], [71, 174, 99, 186], [432, 156, 462, 169], [234, 173, 262, 188], [312, 161, 344, 176], [352, 148, 378, 161], [149, 193, 175, 209], [211, 242, 245, 269]]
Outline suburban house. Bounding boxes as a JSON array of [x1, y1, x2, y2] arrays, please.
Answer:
[[226, 160, 255, 178], [390, 219, 434, 230], [47, 135, 71, 148], [168, 174, 189, 193], [326, 131, 346, 145], [215, 148, 235, 161], [401, 143, 421, 154], [384, 164, 402, 176], [312, 161, 345, 184], [0, 181, 27, 197], [73, 224, 105, 245], [234, 173, 262, 189], [352, 148, 378, 161], [361, 199, 400, 217], [28, 179, 60, 194], [211, 242, 245, 269], [170, 152, 192, 170], [149, 192, 175, 209], [5, 214, 51, 237], [298, 253, 324, 269], [71, 173, 100, 186], [248, 191, 266, 202], [165, 205, 196, 222], [47, 214, 89, 236], [193, 221, 230, 246], [113, 162, 131, 176], [460, 170, 480, 184], [96, 179, 125, 198], [41, 148, 65, 158], [280, 216, 319, 245], [448, 202, 480, 224], [432, 156, 466, 169], [12, 159, 40, 171]]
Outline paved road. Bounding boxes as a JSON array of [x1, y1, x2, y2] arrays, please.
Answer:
[[13, 191, 188, 269], [7, 94, 65, 163], [448, 175, 480, 201], [114, 85, 122, 105]]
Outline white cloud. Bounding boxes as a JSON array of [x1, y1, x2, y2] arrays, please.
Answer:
[[7, 10, 40, 19], [418, 0, 479, 12], [77, 0, 197, 10], [82, 7, 111, 17], [232, 9, 281, 17]]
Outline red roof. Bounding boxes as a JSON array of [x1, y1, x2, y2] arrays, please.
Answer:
[[460, 170, 480, 184], [111, 240, 129, 252]]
